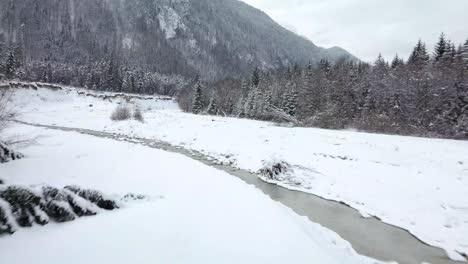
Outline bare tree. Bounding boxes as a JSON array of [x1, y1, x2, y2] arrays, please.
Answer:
[[0, 88, 15, 134]]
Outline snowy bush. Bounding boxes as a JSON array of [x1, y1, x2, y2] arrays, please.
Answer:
[[64, 185, 118, 210], [259, 161, 291, 181], [0, 185, 130, 235], [133, 107, 144, 122], [0, 141, 24, 163], [110, 104, 132, 121]]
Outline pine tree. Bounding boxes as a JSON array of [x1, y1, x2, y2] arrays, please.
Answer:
[[244, 85, 263, 118], [0, 42, 6, 75], [408, 39, 430, 68], [251, 67, 260, 88], [442, 42, 457, 65], [391, 54, 404, 69], [5, 48, 16, 79], [284, 88, 298, 117], [462, 38, 468, 65], [374, 54, 388, 74], [434, 33, 448, 62], [207, 96, 219, 115], [192, 81, 204, 114], [319, 59, 331, 74], [106, 54, 122, 91], [235, 95, 246, 117]]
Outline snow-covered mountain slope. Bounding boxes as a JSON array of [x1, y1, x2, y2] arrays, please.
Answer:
[[6, 86, 468, 261], [0, 0, 356, 79], [0, 124, 383, 264]]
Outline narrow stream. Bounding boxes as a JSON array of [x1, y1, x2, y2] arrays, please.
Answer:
[[17, 121, 462, 264]]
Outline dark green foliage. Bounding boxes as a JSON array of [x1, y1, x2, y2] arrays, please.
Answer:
[[42, 186, 81, 222], [434, 33, 448, 62], [283, 89, 298, 117], [5, 48, 16, 79], [0, 186, 45, 227], [192, 81, 205, 114], [259, 161, 291, 181], [64, 185, 118, 210], [251, 67, 261, 87], [0, 185, 129, 236], [408, 40, 430, 68], [0, 200, 16, 234], [0, 142, 24, 163], [186, 34, 468, 139], [0, 0, 354, 81], [207, 97, 220, 115]]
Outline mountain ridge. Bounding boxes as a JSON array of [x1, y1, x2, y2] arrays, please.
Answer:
[[0, 0, 357, 79]]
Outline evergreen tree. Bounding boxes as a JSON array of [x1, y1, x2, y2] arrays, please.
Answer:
[[0, 42, 5, 75], [5, 47, 16, 79], [408, 40, 430, 68], [462, 38, 468, 65], [374, 54, 388, 74], [319, 59, 331, 74], [192, 81, 205, 114], [442, 42, 457, 65], [207, 96, 219, 115], [433, 33, 448, 62], [283, 88, 298, 117], [106, 54, 122, 91], [235, 95, 246, 117], [391, 54, 404, 69], [251, 67, 260, 87]]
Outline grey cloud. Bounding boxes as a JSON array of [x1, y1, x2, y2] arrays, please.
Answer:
[[240, 0, 468, 62]]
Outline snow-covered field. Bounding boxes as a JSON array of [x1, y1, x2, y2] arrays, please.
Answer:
[[0, 124, 382, 264], [5, 85, 468, 260]]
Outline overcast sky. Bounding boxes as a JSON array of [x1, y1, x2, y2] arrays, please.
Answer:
[[239, 0, 468, 62]]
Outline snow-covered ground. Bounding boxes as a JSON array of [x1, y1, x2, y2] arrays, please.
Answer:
[[6, 86, 468, 260], [0, 124, 383, 264]]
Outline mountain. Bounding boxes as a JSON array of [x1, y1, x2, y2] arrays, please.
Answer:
[[0, 0, 356, 79]]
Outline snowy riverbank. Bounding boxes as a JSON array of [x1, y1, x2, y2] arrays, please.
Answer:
[[7, 86, 468, 260], [0, 124, 384, 264]]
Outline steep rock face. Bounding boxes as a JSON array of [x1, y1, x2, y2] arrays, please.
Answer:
[[0, 0, 356, 79]]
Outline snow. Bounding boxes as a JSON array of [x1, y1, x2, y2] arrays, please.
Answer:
[[6, 86, 468, 260], [158, 6, 186, 39], [0, 124, 382, 264]]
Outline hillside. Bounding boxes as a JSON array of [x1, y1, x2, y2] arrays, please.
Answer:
[[0, 0, 355, 79]]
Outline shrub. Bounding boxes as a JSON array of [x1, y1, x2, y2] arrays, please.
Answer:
[[0, 89, 15, 133], [133, 107, 144, 122], [110, 104, 131, 121]]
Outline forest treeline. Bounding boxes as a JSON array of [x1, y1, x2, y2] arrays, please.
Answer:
[[0, 43, 186, 96], [180, 34, 468, 139], [1, 34, 468, 139]]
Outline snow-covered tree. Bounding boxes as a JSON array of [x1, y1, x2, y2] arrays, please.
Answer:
[[408, 39, 430, 68], [462, 39, 468, 65], [433, 33, 448, 62], [391, 54, 404, 69], [251, 67, 260, 88], [5, 48, 16, 79], [207, 96, 220, 115], [192, 81, 205, 114]]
